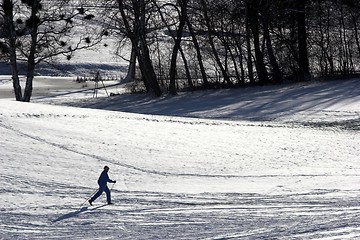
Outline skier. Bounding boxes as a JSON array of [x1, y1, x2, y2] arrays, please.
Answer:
[[89, 165, 116, 205]]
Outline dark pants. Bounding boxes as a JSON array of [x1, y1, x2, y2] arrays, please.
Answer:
[[90, 185, 111, 203]]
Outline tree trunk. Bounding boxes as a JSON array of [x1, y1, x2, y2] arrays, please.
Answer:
[[352, 14, 360, 59], [247, 0, 269, 85], [116, 0, 161, 96], [186, 18, 208, 87], [123, 45, 137, 83], [234, 40, 245, 85], [262, 15, 283, 83], [22, 0, 43, 102], [3, 0, 22, 101], [223, 35, 241, 85], [138, 0, 161, 96], [169, 0, 188, 95], [199, 0, 233, 87], [245, 9, 254, 85], [296, 0, 310, 81], [179, 47, 193, 89]]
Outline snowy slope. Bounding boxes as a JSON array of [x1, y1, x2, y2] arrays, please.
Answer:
[[1, 78, 360, 239], [34, 78, 360, 124]]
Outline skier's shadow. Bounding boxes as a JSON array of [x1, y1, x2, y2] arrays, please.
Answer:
[[52, 204, 107, 223]]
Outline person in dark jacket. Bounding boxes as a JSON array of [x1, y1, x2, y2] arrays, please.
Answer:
[[89, 166, 116, 205]]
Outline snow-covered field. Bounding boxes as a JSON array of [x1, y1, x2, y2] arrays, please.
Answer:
[[1, 77, 360, 239]]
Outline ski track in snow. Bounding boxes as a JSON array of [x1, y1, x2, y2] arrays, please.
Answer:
[[2, 191, 360, 239], [3, 117, 356, 180], [1, 80, 360, 239], [0, 120, 171, 177]]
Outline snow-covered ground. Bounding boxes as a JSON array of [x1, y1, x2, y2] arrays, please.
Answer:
[[1, 77, 360, 239]]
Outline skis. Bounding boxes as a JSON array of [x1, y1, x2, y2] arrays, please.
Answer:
[[88, 200, 113, 207]]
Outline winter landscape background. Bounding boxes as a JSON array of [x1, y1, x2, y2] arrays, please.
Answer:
[[1, 0, 360, 239], [1, 68, 360, 239]]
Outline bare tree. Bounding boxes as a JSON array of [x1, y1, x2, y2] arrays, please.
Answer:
[[295, 0, 310, 81], [186, 7, 209, 88], [115, 0, 162, 96], [259, 1, 283, 83], [0, 0, 102, 102], [1, 0, 21, 100], [246, 0, 270, 85], [167, 0, 189, 94], [153, 0, 192, 94], [199, 0, 233, 87]]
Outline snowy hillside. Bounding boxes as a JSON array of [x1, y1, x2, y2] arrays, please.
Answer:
[[1, 78, 360, 239]]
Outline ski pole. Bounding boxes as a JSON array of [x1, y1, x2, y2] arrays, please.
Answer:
[[79, 188, 98, 209]]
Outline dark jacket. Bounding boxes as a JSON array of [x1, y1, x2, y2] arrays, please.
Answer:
[[97, 170, 114, 187]]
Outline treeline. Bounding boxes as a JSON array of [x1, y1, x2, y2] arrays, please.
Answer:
[[108, 0, 360, 96], [1, 0, 360, 100]]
